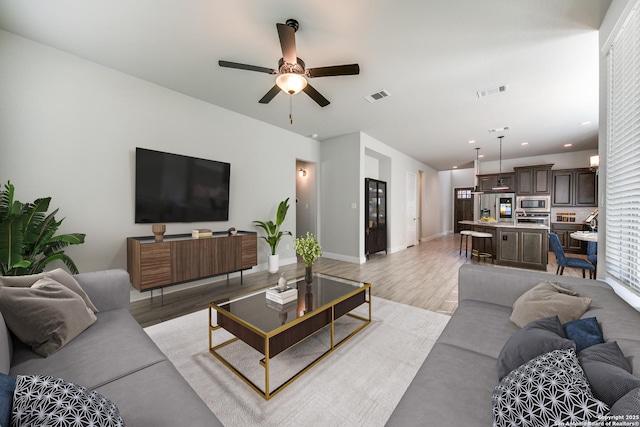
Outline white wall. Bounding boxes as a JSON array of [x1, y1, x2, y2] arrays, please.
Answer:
[[0, 30, 320, 280]]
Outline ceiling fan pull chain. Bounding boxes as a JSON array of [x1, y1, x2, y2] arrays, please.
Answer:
[[289, 95, 293, 124]]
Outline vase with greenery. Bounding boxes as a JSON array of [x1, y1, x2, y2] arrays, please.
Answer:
[[0, 181, 86, 276], [253, 198, 291, 273], [294, 232, 322, 284]]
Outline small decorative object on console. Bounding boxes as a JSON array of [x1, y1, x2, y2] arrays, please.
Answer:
[[228, 227, 237, 235], [192, 228, 212, 238], [152, 224, 166, 242]]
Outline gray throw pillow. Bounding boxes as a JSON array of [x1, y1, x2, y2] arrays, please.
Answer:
[[497, 315, 576, 381], [610, 387, 640, 416], [0, 268, 98, 313], [510, 281, 591, 328], [578, 342, 640, 407], [0, 277, 97, 357]]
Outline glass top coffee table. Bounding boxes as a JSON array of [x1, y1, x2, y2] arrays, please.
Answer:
[[208, 273, 371, 400]]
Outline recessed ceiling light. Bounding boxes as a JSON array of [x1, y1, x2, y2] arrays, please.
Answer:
[[580, 121, 592, 126], [468, 140, 476, 144], [453, 166, 458, 169], [564, 143, 573, 147], [521, 142, 529, 146], [478, 154, 485, 158]]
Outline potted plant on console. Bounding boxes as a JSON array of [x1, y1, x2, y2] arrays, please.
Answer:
[[253, 198, 291, 273]]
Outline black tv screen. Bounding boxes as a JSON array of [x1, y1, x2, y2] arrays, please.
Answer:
[[135, 148, 230, 223]]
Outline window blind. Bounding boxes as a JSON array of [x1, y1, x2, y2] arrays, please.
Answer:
[[606, 1, 640, 292]]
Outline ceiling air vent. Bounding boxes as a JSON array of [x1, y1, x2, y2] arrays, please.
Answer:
[[364, 90, 391, 103], [488, 126, 510, 133], [477, 84, 508, 98]]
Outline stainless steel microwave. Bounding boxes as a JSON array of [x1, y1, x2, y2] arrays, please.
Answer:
[[516, 196, 551, 212]]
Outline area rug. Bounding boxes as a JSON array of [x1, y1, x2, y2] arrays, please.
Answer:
[[144, 296, 450, 426]]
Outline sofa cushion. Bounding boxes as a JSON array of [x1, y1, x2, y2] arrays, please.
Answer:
[[563, 317, 604, 353], [0, 313, 11, 375], [492, 349, 609, 426], [497, 316, 575, 380], [0, 373, 15, 427], [9, 308, 167, 390], [12, 375, 124, 427], [0, 268, 98, 313], [610, 388, 640, 416], [578, 342, 640, 407], [510, 281, 591, 327], [0, 277, 97, 357]]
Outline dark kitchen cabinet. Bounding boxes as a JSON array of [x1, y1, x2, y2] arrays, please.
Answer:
[[514, 165, 552, 195], [551, 224, 587, 254], [478, 173, 515, 192], [552, 169, 597, 207], [365, 178, 387, 258]]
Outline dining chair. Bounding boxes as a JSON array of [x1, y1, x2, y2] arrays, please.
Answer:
[[587, 241, 598, 277], [549, 232, 595, 279]]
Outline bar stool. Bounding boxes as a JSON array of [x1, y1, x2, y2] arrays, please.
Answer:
[[459, 230, 473, 257], [471, 231, 493, 263]]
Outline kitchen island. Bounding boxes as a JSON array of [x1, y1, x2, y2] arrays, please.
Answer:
[[458, 220, 549, 271]]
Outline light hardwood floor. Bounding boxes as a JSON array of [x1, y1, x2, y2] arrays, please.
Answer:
[[130, 233, 589, 327]]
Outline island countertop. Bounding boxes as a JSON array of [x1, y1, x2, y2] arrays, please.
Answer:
[[458, 220, 549, 230]]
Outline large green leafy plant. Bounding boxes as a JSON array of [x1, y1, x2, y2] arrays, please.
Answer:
[[253, 198, 292, 255], [0, 181, 86, 276]]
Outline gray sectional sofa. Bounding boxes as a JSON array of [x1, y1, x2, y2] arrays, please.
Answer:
[[387, 263, 640, 425], [1, 269, 222, 427]]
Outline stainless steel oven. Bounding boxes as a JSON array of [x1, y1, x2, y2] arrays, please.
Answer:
[[516, 196, 551, 213], [516, 212, 550, 227]]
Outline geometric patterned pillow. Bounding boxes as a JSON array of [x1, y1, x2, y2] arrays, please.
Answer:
[[492, 349, 608, 427], [12, 375, 126, 427]]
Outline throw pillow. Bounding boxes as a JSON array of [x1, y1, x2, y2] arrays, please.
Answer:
[[563, 317, 604, 353], [0, 277, 97, 357], [0, 268, 98, 313], [610, 387, 640, 416], [510, 281, 592, 328], [492, 349, 609, 426], [0, 373, 16, 427], [12, 375, 125, 427], [578, 342, 640, 407], [497, 315, 575, 381]]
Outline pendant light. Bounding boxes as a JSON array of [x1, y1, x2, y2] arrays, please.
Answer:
[[471, 147, 484, 194], [492, 135, 510, 191]]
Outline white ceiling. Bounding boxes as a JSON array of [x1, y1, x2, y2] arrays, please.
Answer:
[[0, 0, 611, 170]]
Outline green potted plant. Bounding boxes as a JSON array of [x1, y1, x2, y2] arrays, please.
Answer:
[[294, 232, 322, 284], [0, 181, 86, 276], [253, 198, 292, 273]]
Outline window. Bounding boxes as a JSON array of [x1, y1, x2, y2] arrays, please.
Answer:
[[457, 189, 471, 199], [606, 1, 640, 292]]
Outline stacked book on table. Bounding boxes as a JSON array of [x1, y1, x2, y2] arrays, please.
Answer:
[[192, 229, 212, 238], [265, 286, 297, 305]]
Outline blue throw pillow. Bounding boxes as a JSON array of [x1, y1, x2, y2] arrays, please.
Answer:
[[563, 317, 604, 353], [0, 373, 16, 427]]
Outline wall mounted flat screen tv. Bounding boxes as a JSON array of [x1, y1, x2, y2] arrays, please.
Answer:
[[135, 147, 230, 223]]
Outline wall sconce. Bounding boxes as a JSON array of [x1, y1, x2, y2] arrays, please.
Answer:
[[590, 155, 599, 173], [298, 168, 307, 177]]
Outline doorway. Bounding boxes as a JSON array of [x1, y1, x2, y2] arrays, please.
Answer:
[[406, 172, 418, 247], [296, 160, 317, 238], [453, 187, 474, 233]]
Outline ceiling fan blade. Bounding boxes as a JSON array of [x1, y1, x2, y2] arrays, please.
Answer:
[[307, 64, 360, 78], [218, 60, 276, 74], [259, 85, 282, 104], [302, 84, 330, 107], [276, 23, 297, 64]]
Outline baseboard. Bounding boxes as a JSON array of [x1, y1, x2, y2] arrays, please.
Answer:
[[322, 252, 364, 264], [421, 231, 451, 242]]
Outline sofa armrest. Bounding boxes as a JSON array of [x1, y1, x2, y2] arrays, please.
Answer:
[[74, 269, 131, 312]]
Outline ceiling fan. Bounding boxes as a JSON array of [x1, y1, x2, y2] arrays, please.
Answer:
[[218, 19, 360, 107]]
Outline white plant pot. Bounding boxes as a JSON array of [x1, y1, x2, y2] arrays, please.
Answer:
[[268, 254, 279, 273]]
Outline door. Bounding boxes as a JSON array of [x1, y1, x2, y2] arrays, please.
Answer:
[[406, 172, 417, 247], [454, 187, 474, 233]]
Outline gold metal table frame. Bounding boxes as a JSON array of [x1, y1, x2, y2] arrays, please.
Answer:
[[208, 274, 372, 400]]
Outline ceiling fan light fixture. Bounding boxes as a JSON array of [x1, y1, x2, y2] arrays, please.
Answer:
[[276, 73, 307, 94]]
